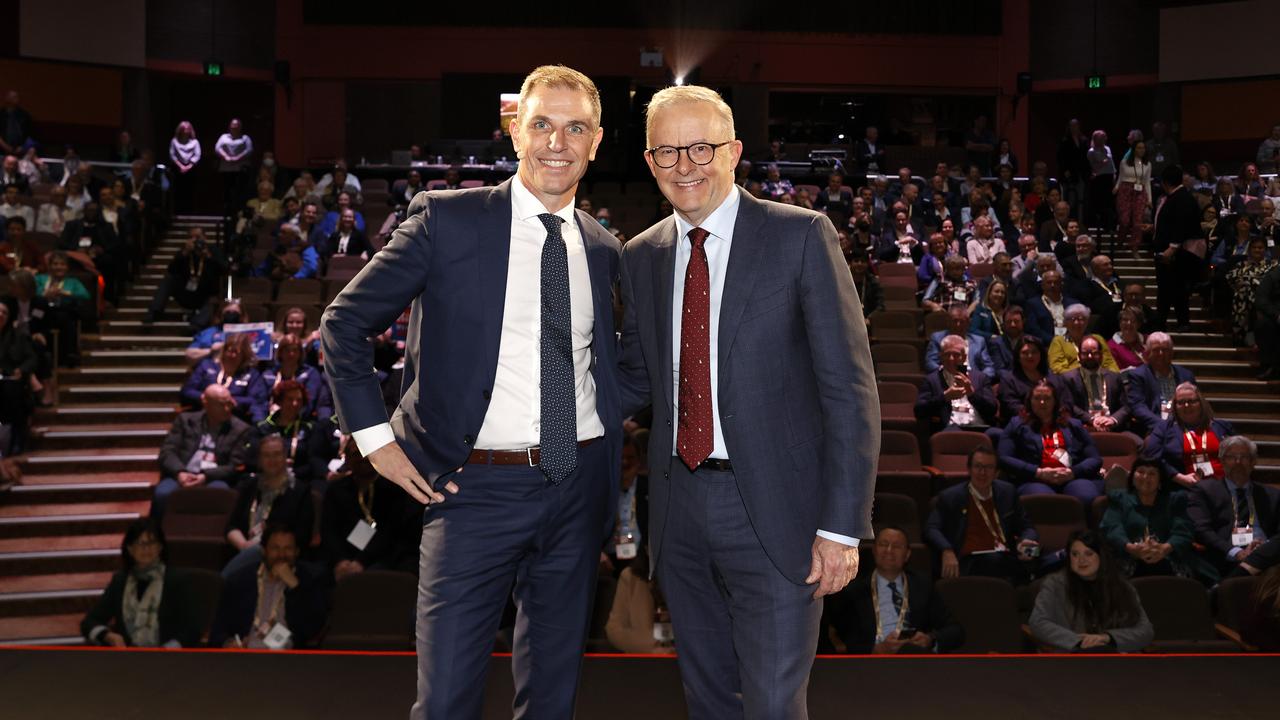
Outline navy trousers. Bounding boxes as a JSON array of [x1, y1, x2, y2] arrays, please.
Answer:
[[410, 439, 610, 720], [658, 461, 822, 720]]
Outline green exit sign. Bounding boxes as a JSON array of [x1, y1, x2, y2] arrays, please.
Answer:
[[204, 60, 223, 77], [1085, 74, 1105, 89]]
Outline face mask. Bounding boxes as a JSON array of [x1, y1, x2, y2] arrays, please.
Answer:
[[596, 217, 610, 228], [222, 311, 242, 324]]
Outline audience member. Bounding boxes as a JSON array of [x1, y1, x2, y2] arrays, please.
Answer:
[[1013, 254, 1060, 309], [35, 185, 71, 235], [1086, 131, 1117, 235], [321, 208, 371, 265], [168, 120, 201, 212], [1143, 382, 1235, 490], [0, 216, 41, 273], [152, 384, 254, 518], [80, 519, 207, 648], [996, 335, 1057, 422], [854, 126, 885, 176], [1226, 237, 1276, 346], [986, 305, 1023, 374], [318, 191, 366, 236], [847, 252, 882, 317], [320, 443, 416, 580], [223, 435, 315, 578], [0, 301, 37, 453], [0, 183, 33, 228], [605, 546, 672, 654], [144, 228, 223, 328], [998, 380, 1103, 504], [1029, 530, 1153, 653], [1025, 270, 1078, 345], [1048, 304, 1118, 374], [261, 333, 329, 420], [1257, 265, 1280, 380], [1187, 436, 1280, 582], [215, 118, 254, 214], [259, 223, 319, 281], [924, 306, 995, 380], [59, 202, 122, 303], [0, 92, 32, 155], [969, 279, 1009, 343], [1038, 201, 1073, 253], [181, 332, 269, 423], [1082, 254, 1123, 336], [1125, 332, 1196, 435], [1114, 139, 1153, 258], [1120, 281, 1159, 333], [1101, 459, 1207, 580], [210, 522, 329, 649], [926, 446, 1040, 585], [1060, 336, 1130, 433], [825, 526, 963, 654], [1107, 308, 1146, 370], [186, 299, 246, 364], [319, 169, 362, 211], [922, 255, 977, 314], [916, 334, 997, 433], [1153, 165, 1203, 333], [254, 379, 318, 484]]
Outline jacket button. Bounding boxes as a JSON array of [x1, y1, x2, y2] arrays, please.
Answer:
[[663, 471, 669, 479], [482, 390, 491, 400], [464, 434, 474, 445]]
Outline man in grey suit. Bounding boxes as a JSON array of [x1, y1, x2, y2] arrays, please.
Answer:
[[617, 85, 879, 719]]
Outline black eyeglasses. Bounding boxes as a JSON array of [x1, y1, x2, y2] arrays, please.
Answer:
[[646, 141, 734, 169]]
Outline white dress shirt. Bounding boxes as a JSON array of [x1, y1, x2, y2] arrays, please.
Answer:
[[214, 133, 253, 172], [671, 189, 857, 548], [353, 176, 603, 456]]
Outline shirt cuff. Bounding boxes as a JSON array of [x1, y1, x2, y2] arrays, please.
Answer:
[[1228, 546, 1243, 560], [816, 530, 860, 547], [352, 423, 395, 457]]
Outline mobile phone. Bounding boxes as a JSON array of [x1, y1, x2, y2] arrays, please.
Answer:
[[957, 362, 969, 375]]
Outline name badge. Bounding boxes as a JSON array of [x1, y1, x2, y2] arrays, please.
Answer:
[[1054, 326, 1068, 336], [1155, 154, 1165, 163], [200, 460, 218, 471], [1160, 401, 1172, 420], [954, 289, 968, 302], [185, 278, 200, 292], [1232, 528, 1254, 548], [1194, 459, 1215, 477], [263, 622, 292, 650], [1269, 238, 1276, 248], [653, 622, 674, 643], [78, 237, 92, 248], [347, 519, 377, 550], [616, 542, 638, 560], [31, 308, 45, 319], [1052, 447, 1070, 466], [1133, 182, 1143, 191]]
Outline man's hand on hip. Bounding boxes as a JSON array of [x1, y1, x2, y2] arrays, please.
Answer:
[[367, 441, 458, 505], [806, 536, 859, 599]]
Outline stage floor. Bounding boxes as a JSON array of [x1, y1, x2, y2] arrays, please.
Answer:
[[0, 648, 1276, 719]]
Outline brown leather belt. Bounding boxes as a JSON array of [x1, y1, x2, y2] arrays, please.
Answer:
[[467, 437, 599, 466]]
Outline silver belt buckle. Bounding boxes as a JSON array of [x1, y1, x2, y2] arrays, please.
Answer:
[[527, 447, 538, 467]]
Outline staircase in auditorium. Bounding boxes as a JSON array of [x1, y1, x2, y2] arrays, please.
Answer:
[[0, 237, 1276, 645], [0, 216, 218, 645]]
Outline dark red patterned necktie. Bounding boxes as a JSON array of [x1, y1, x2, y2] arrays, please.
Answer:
[[678, 227, 714, 470]]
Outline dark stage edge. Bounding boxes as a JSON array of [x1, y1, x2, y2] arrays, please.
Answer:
[[1, 647, 1277, 719]]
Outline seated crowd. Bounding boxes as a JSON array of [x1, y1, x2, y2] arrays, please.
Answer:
[[22, 107, 1274, 654]]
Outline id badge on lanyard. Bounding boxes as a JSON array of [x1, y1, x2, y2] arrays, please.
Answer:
[[1186, 431, 1214, 477]]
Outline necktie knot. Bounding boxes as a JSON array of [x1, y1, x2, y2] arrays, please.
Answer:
[[688, 227, 709, 250], [538, 213, 565, 238]]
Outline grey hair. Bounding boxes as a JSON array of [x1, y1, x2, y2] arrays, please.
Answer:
[[1219, 435, 1258, 461], [1065, 304, 1091, 320], [646, 85, 735, 147], [940, 334, 966, 352], [1145, 331, 1173, 350]]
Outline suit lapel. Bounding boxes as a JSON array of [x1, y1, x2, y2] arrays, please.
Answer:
[[718, 189, 768, 370], [652, 217, 677, 410], [478, 181, 514, 386]]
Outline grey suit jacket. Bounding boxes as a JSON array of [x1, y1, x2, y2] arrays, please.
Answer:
[[618, 187, 880, 584]]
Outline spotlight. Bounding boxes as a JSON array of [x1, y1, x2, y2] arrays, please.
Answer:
[[674, 76, 685, 86]]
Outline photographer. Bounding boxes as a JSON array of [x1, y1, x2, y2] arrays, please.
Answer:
[[144, 227, 225, 329]]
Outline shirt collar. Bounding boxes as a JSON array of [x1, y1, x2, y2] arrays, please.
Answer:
[[675, 187, 740, 247], [511, 175, 576, 227]]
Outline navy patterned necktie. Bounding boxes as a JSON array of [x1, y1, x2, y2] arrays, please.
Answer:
[[537, 213, 576, 484]]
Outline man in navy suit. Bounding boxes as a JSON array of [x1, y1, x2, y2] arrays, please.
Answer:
[[321, 65, 622, 719], [924, 305, 996, 380], [1124, 332, 1197, 435], [617, 85, 879, 719]]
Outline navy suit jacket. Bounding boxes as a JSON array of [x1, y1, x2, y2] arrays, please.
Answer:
[[924, 330, 996, 380], [1142, 417, 1236, 481], [618, 187, 880, 584], [1187, 479, 1280, 566], [1024, 294, 1080, 346], [997, 416, 1102, 484], [1060, 367, 1131, 431], [914, 368, 997, 432], [321, 181, 624, 538], [925, 480, 1038, 554], [1124, 363, 1197, 435]]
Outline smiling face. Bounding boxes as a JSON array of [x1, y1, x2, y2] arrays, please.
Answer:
[[645, 101, 742, 227], [510, 85, 603, 212], [1069, 541, 1100, 580]]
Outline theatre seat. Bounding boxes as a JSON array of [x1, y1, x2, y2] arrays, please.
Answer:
[[877, 381, 920, 434], [323, 570, 419, 651], [1213, 576, 1261, 651], [1020, 494, 1086, 555], [876, 431, 933, 528], [162, 487, 237, 572], [1132, 576, 1241, 653], [872, 492, 922, 543], [927, 431, 992, 487], [937, 576, 1025, 653]]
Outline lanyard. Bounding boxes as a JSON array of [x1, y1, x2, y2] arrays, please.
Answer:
[[1184, 430, 1210, 456], [253, 566, 287, 635], [356, 483, 376, 526], [189, 255, 204, 279], [968, 485, 1007, 547], [1228, 482, 1257, 529], [870, 574, 910, 642], [1044, 431, 1063, 451]]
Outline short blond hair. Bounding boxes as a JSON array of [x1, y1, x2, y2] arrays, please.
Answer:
[[645, 85, 736, 146], [517, 65, 601, 128]]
